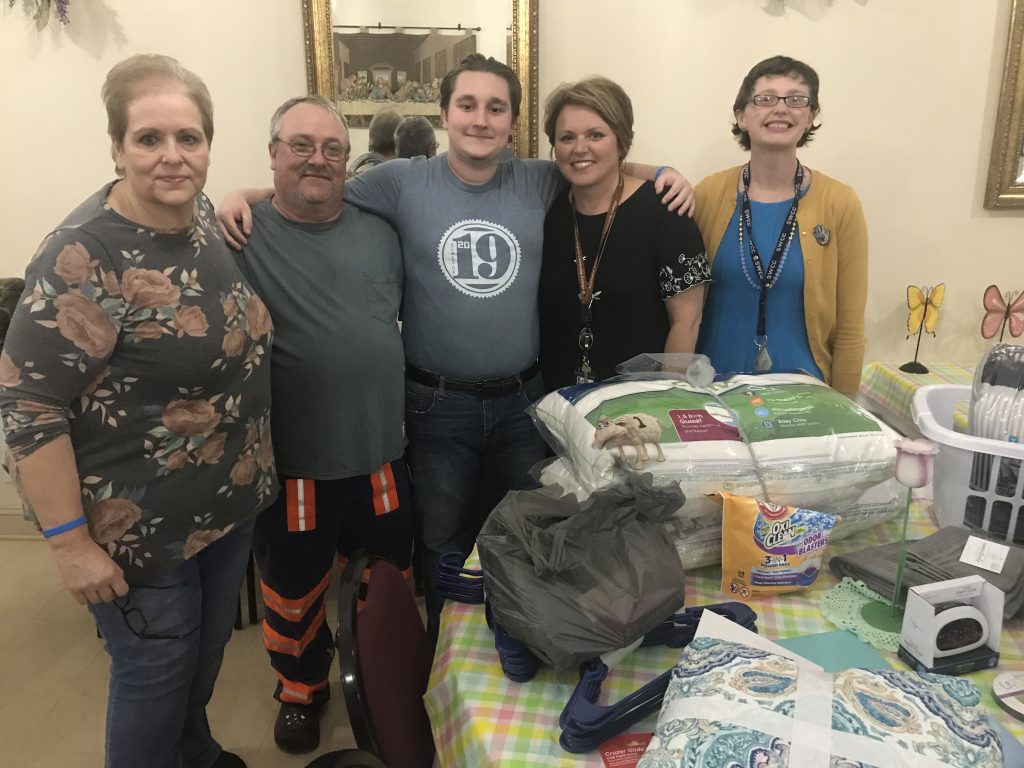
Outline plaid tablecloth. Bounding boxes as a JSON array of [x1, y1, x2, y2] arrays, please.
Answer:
[[425, 500, 1024, 767], [858, 361, 974, 435]]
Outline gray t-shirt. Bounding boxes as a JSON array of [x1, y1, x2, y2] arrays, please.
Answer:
[[235, 201, 405, 480], [346, 155, 563, 380]]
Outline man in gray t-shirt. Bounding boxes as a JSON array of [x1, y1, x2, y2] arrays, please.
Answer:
[[234, 96, 412, 756]]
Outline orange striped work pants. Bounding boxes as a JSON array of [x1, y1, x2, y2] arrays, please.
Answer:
[[251, 459, 413, 705]]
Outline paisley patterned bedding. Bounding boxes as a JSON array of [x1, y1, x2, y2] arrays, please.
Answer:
[[638, 637, 1003, 768]]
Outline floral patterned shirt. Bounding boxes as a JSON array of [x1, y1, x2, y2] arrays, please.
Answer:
[[0, 184, 278, 583]]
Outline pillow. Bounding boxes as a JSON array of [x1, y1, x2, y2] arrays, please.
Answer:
[[533, 372, 902, 567]]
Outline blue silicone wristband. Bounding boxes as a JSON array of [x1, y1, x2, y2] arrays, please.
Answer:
[[654, 165, 670, 179], [41, 515, 88, 539]]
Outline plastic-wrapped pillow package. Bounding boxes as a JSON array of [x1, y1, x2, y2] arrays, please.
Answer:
[[532, 371, 902, 568]]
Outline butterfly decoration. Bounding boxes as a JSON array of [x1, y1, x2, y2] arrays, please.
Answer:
[[907, 284, 944, 337], [981, 285, 1024, 342], [900, 283, 944, 374]]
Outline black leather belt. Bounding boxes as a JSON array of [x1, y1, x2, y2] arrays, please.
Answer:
[[406, 362, 539, 396]]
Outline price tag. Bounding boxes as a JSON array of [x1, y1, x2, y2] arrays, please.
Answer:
[[599, 733, 653, 768], [959, 535, 1010, 574]]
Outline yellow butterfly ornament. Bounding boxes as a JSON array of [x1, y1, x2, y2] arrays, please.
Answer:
[[901, 283, 944, 374]]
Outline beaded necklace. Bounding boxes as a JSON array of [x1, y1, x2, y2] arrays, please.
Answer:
[[737, 160, 803, 370]]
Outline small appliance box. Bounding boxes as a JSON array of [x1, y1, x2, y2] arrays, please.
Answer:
[[898, 575, 1003, 676]]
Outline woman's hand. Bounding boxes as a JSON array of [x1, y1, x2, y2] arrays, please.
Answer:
[[50, 531, 129, 604], [655, 167, 695, 217]]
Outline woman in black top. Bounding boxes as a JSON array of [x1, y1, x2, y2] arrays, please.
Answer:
[[538, 76, 710, 391]]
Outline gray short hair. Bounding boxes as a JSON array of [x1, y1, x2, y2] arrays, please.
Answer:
[[394, 116, 437, 158], [367, 107, 402, 156], [269, 95, 348, 141]]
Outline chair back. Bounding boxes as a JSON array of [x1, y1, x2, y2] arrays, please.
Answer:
[[304, 748, 389, 768], [337, 552, 435, 768], [0, 277, 25, 350]]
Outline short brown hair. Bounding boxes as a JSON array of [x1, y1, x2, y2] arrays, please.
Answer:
[[439, 54, 521, 119], [543, 76, 634, 160], [101, 54, 214, 163], [731, 55, 821, 150]]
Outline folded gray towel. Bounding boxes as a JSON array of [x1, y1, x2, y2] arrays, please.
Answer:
[[829, 526, 1024, 618]]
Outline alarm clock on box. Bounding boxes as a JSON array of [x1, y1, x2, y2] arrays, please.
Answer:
[[898, 575, 1004, 676], [932, 602, 989, 657]]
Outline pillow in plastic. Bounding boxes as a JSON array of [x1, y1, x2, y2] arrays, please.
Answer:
[[534, 372, 899, 523]]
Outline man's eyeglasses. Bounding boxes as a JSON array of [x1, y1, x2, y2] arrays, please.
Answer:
[[751, 94, 811, 109], [114, 584, 199, 641], [273, 138, 348, 163]]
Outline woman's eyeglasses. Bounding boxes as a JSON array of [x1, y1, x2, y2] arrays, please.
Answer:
[[751, 94, 811, 109], [113, 584, 199, 641]]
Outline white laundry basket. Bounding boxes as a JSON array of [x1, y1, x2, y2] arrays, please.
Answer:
[[913, 385, 1024, 542]]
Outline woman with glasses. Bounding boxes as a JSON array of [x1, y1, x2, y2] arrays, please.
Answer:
[[0, 55, 276, 768], [538, 76, 710, 391], [694, 55, 868, 396]]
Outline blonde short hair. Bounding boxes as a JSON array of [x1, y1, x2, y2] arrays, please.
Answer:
[[543, 76, 634, 160], [101, 54, 213, 175]]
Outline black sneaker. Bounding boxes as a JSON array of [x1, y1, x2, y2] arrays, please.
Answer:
[[274, 696, 328, 754]]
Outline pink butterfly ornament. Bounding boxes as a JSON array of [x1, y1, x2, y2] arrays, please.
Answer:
[[981, 284, 1024, 342]]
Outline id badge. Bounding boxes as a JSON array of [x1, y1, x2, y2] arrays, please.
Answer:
[[574, 358, 594, 385]]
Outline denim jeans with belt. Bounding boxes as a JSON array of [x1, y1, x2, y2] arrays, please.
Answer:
[[405, 371, 546, 639], [89, 519, 255, 768]]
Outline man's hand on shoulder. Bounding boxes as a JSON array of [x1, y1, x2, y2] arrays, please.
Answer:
[[216, 187, 274, 249]]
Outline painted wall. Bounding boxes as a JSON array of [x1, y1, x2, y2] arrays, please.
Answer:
[[1, 0, 1020, 369], [0, 0, 305, 270]]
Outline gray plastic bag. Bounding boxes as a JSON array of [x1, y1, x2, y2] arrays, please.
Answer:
[[477, 474, 686, 671]]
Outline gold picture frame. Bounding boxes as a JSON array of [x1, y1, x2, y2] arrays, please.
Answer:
[[985, 0, 1024, 208], [300, 0, 539, 158]]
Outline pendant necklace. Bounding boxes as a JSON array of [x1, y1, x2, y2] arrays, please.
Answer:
[[738, 160, 803, 372], [571, 174, 624, 384]]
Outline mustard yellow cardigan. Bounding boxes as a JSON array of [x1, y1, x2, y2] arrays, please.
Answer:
[[694, 165, 868, 396]]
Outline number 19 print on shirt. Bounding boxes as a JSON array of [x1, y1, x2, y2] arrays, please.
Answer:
[[437, 219, 522, 298]]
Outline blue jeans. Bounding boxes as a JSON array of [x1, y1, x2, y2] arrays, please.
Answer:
[[89, 520, 255, 768], [405, 372, 546, 640]]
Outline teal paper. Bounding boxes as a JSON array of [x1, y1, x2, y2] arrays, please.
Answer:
[[777, 630, 890, 672]]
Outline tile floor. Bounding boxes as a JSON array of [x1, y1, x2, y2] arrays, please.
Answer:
[[0, 539, 362, 768]]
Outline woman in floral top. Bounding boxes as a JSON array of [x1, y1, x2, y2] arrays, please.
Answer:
[[0, 55, 276, 768]]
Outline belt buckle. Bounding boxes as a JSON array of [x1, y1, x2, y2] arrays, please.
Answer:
[[477, 376, 515, 395], [475, 378, 501, 395]]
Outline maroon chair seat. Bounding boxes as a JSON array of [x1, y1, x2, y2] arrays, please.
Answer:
[[334, 551, 436, 768]]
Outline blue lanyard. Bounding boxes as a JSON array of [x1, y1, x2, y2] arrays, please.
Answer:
[[739, 161, 803, 338]]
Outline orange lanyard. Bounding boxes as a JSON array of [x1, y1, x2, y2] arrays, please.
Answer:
[[571, 174, 624, 318]]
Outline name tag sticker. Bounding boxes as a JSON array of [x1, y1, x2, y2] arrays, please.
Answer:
[[960, 535, 1010, 574]]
